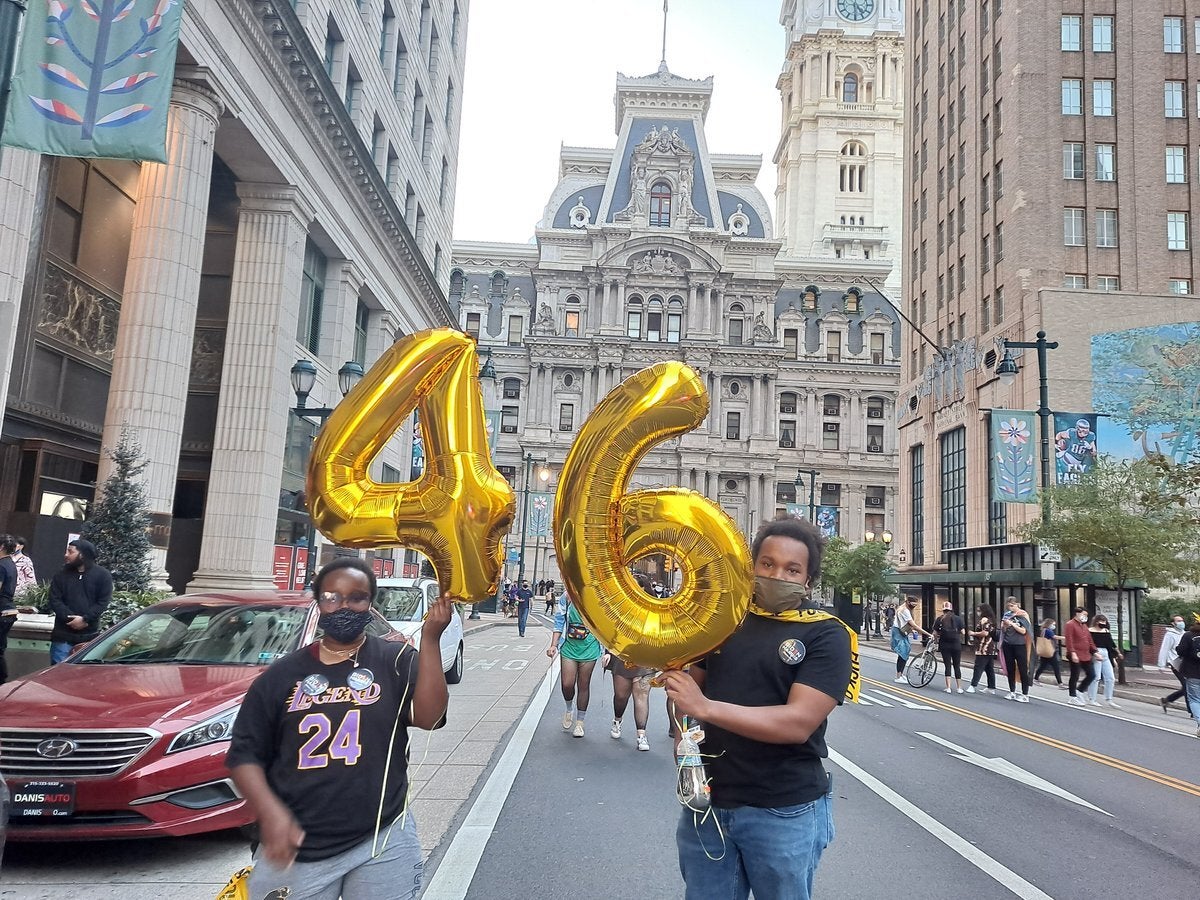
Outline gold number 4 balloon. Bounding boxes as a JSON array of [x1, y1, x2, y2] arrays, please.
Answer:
[[306, 329, 515, 602], [554, 362, 753, 670]]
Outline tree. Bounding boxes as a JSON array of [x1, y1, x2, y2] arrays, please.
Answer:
[[820, 537, 897, 634], [82, 428, 153, 592], [1023, 457, 1200, 677]]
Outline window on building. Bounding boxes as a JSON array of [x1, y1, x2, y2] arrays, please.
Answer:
[[666, 298, 682, 343], [1061, 15, 1082, 51], [865, 486, 886, 513], [1093, 79, 1114, 116], [910, 446, 925, 565], [988, 493, 1008, 544], [820, 483, 841, 511], [826, 331, 841, 363], [783, 327, 799, 358], [558, 403, 574, 432], [940, 427, 967, 550], [1095, 143, 1116, 181], [501, 405, 518, 433], [1096, 209, 1118, 248], [564, 308, 580, 338], [870, 333, 885, 365], [726, 412, 742, 441], [506, 315, 522, 346], [1064, 274, 1086, 288], [1168, 211, 1190, 249], [1170, 278, 1191, 294], [353, 301, 370, 364], [780, 391, 798, 415], [465, 311, 481, 338], [646, 299, 663, 342], [728, 304, 745, 346], [1167, 146, 1187, 183], [840, 141, 868, 192], [995, 285, 1005, 323], [502, 378, 521, 400], [1064, 207, 1085, 246], [776, 481, 797, 505], [1063, 142, 1084, 179], [1093, 15, 1114, 52], [822, 422, 840, 450], [1166, 81, 1186, 117], [867, 425, 884, 453], [1096, 275, 1120, 292], [823, 394, 841, 417], [981, 235, 991, 272], [1061, 79, 1082, 115], [843, 72, 859, 103], [649, 181, 672, 227], [297, 240, 326, 354], [779, 419, 797, 448], [1165, 16, 1185, 52], [994, 223, 1005, 261], [626, 296, 642, 339]]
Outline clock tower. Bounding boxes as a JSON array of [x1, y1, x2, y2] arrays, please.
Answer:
[[774, 0, 905, 295]]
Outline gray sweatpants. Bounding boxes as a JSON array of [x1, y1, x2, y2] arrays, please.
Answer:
[[247, 813, 423, 900]]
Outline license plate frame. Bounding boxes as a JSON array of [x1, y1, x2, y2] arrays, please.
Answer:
[[9, 779, 76, 818]]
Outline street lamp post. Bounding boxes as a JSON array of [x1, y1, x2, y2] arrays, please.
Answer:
[[290, 358, 365, 588], [994, 331, 1059, 528], [795, 468, 820, 522], [863, 529, 894, 639], [516, 452, 550, 585]]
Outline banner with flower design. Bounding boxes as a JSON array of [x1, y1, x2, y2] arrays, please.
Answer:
[[528, 492, 553, 539], [2, 0, 184, 161], [990, 411, 1038, 504]]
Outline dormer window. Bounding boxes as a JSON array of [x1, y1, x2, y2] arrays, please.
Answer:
[[649, 181, 672, 227]]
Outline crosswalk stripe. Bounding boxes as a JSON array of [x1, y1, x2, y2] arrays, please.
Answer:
[[860, 692, 894, 707], [870, 688, 936, 710]]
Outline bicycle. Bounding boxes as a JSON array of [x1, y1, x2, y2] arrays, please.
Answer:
[[905, 639, 940, 688]]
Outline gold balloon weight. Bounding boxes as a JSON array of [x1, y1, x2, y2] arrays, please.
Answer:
[[553, 361, 753, 670], [306, 329, 515, 602]]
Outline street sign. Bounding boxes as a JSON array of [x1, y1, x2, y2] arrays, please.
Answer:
[[1038, 545, 1062, 563], [1040, 562, 1056, 581]]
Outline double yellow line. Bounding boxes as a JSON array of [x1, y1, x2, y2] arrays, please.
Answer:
[[863, 676, 1200, 799]]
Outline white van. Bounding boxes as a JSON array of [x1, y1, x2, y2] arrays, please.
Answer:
[[374, 578, 465, 684]]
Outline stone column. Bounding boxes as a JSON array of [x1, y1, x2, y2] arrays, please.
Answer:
[[710, 288, 721, 340], [98, 80, 222, 587], [709, 373, 721, 437], [687, 283, 698, 337], [806, 390, 819, 447], [750, 375, 762, 436], [0, 148, 44, 439], [850, 391, 863, 451], [319, 259, 366, 375], [189, 184, 315, 592], [615, 281, 626, 334]]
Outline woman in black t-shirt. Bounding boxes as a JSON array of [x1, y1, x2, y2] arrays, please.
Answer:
[[933, 603, 965, 693]]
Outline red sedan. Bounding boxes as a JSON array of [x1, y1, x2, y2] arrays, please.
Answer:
[[0, 590, 403, 841]]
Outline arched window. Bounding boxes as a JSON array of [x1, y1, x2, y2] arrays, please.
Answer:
[[449, 269, 465, 301], [646, 298, 664, 342], [842, 72, 859, 104], [728, 302, 745, 346], [649, 181, 672, 227], [563, 295, 581, 337], [839, 141, 868, 193], [667, 297, 683, 343], [626, 295, 643, 339], [490, 271, 506, 296]]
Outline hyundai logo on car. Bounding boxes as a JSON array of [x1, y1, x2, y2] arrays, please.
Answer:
[[36, 738, 78, 759]]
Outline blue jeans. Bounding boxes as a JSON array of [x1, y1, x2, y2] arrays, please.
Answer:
[[517, 603, 530, 636], [677, 793, 834, 900], [1087, 653, 1115, 701], [50, 641, 75, 664], [1185, 677, 1200, 723]]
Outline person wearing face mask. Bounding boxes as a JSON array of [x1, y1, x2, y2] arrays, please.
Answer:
[[227, 557, 452, 899], [1085, 614, 1122, 708], [663, 516, 858, 900], [891, 596, 931, 683], [1064, 605, 1098, 706], [1158, 615, 1189, 713], [933, 603, 966, 693], [999, 597, 1033, 702], [1176, 615, 1200, 738]]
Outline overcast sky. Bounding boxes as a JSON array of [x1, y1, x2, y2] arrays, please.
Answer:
[[453, 0, 784, 244]]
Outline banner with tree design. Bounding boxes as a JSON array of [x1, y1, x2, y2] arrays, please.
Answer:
[[990, 411, 1038, 504], [2, 0, 184, 161]]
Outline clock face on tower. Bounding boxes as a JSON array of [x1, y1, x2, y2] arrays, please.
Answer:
[[837, 0, 875, 22]]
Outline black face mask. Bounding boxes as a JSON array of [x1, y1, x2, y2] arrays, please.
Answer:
[[318, 609, 373, 643]]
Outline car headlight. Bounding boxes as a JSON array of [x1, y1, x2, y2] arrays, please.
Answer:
[[166, 706, 240, 755]]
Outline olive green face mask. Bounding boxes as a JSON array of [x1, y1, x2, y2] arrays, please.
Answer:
[[753, 575, 810, 613]]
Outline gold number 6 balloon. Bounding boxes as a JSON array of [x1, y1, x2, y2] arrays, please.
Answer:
[[306, 329, 515, 602], [554, 362, 753, 670]]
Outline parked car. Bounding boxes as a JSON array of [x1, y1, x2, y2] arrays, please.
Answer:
[[0, 589, 405, 841], [374, 577, 465, 684]]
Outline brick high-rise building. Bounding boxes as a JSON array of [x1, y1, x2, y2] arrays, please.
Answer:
[[894, 1, 1200, 647]]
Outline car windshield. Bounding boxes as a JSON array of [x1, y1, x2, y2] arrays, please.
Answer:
[[375, 586, 424, 622], [76, 603, 309, 666]]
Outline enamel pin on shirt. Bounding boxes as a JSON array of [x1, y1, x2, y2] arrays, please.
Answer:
[[346, 668, 375, 691], [778, 639, 806, 665], [301, 674, 330, 697]]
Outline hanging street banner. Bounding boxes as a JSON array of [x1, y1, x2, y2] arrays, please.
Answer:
[[1053, 412, 1098, 484], [484, 410, 501, 460], [990, 411, 1038, 504], [2, 0, 184, 161], [785, 502, 804, 520], [528, 492, 553, 539], [409, 413, 424, 479], [815, 505, 839, 538]]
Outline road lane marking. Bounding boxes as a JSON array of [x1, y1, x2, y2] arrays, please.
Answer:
[[422, 660, 559, 900], [917, 732, 1111, 816], [868, 688, 936, 710], [828, 748, 1054, 900], [863, 676, 1200, 799], [857, 693, 890, 707], [1033, 694, 1191, 736]]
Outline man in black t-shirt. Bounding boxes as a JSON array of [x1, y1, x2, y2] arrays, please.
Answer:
[[227, 557, 452, 899], [664, 516, 856, 900]]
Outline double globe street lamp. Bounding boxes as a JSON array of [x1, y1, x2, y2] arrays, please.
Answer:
[[289, 357, 365, 586]]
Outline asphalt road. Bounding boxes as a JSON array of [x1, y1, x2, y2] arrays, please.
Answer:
[[435, 645, 1200, 900]]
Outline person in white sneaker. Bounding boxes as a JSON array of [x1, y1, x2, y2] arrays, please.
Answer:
[[548, 591, 602, 737], [1175, 616, 1200, 738], [932, 603, 966, 693], [998, 598, 1033, 702], [966, 604, 999, 694], [1064, 606, 1098, 706], [1085, 615, 1122, 708], [891, 597, 930, 683]]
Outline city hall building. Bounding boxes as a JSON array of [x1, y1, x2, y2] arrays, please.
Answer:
[[0, 0, 466, 592]]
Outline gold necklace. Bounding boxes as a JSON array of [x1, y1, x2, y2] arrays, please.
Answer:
[[320, 635, 366, 667]]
